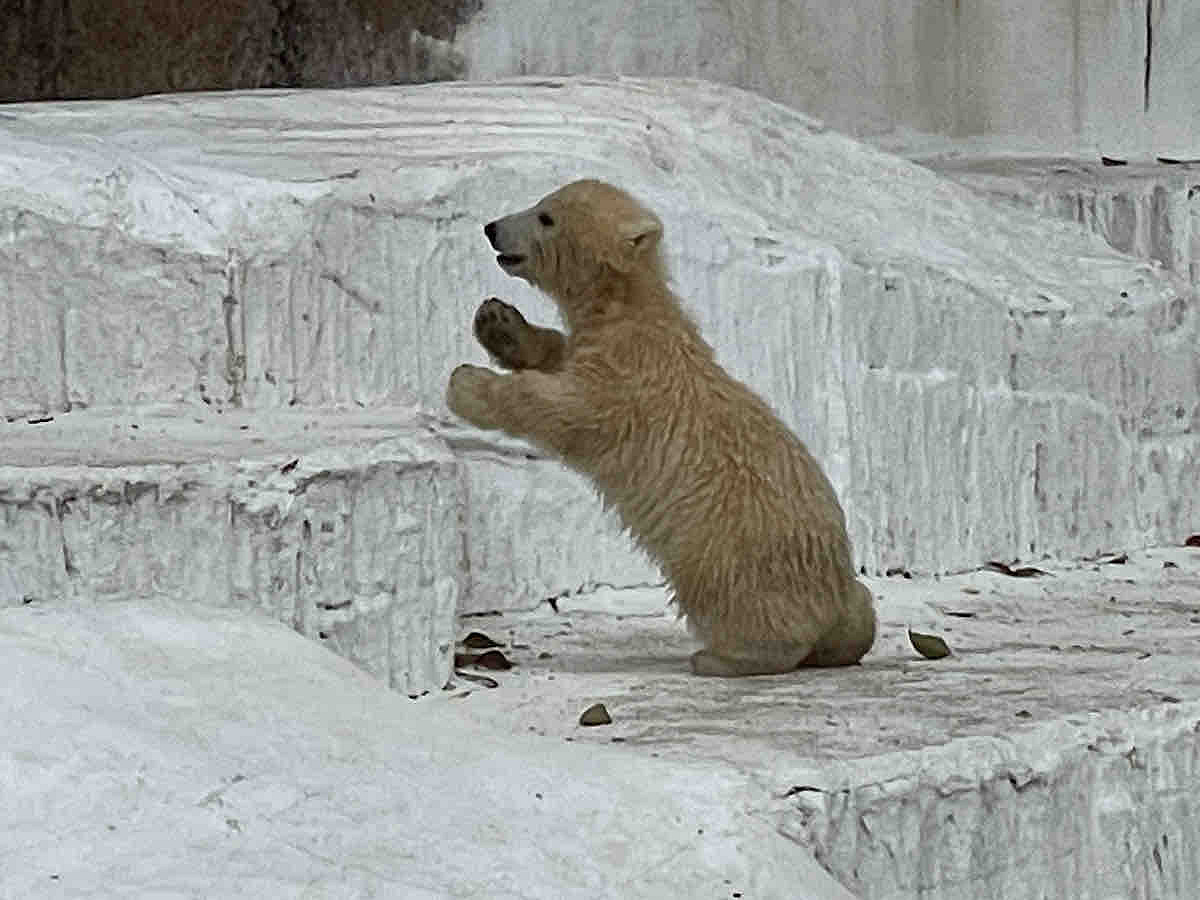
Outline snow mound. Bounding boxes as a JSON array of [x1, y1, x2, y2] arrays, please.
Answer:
[[0, 599, 854, 899]]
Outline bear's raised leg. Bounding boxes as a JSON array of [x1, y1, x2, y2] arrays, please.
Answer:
[[446, 363, 594, 460], [473, 297, 567, 372]]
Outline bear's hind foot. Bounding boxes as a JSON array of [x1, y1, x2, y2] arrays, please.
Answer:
[[690, 645, 809, 677]]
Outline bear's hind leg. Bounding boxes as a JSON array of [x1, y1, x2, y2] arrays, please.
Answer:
[[474, 297, 567, 372]]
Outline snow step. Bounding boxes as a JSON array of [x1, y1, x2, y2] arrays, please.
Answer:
[[0, 405, 461, 695]]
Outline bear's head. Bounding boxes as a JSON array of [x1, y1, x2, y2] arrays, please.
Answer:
[[484, 180, 665, 307]]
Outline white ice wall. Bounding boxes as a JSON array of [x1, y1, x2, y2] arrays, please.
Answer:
[[455, 1, 1200, 155], [1, 78, 1196, 610], [453, 444, 659, 613]]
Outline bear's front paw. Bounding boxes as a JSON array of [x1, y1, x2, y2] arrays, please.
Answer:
[[473, 297, 532, 370], [446, 364, 500, 429]]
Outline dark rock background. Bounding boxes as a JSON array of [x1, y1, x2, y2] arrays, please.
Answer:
[[1, 0, 480, 102]]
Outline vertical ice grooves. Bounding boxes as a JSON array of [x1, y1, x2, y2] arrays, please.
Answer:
[[222, 257, 243, 407], [295, 519, 311, 635], [58, 495, 76, 576], [286, 262, 300, 405], [56, 305, 68, 411]]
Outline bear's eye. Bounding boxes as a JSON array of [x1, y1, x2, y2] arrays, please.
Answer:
[[538, 212, 555, 227]]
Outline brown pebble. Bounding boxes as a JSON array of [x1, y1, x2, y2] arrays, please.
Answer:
[[579, 703, 612, 726]]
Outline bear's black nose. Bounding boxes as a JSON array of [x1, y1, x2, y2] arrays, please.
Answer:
[[484, 221, 497, 246]]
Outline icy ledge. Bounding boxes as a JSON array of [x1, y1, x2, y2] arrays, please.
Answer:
[[786, 704, 1200, 898], [0, 406, 460, 695], [444, 548, 1200, 899]]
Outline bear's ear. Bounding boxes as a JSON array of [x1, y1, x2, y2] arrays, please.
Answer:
[[617, 214, 662, 265]]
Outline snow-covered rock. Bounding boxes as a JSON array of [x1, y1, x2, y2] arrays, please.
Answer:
[[921, 156, 1200, 287], [0, 406, 460, 695], [1, 77, 1196, 592]]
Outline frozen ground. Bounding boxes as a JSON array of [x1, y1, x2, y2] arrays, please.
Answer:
[[3, 546, 1198, 899], [449, 547, 1200, 898]]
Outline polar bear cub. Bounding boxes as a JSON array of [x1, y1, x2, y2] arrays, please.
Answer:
[[447, 179, 876, 676]]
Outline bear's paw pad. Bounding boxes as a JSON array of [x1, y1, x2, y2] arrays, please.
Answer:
[[474, 297, 531, 369]]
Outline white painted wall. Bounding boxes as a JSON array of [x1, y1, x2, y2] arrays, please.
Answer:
[[456, 0, 1200, 155]]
